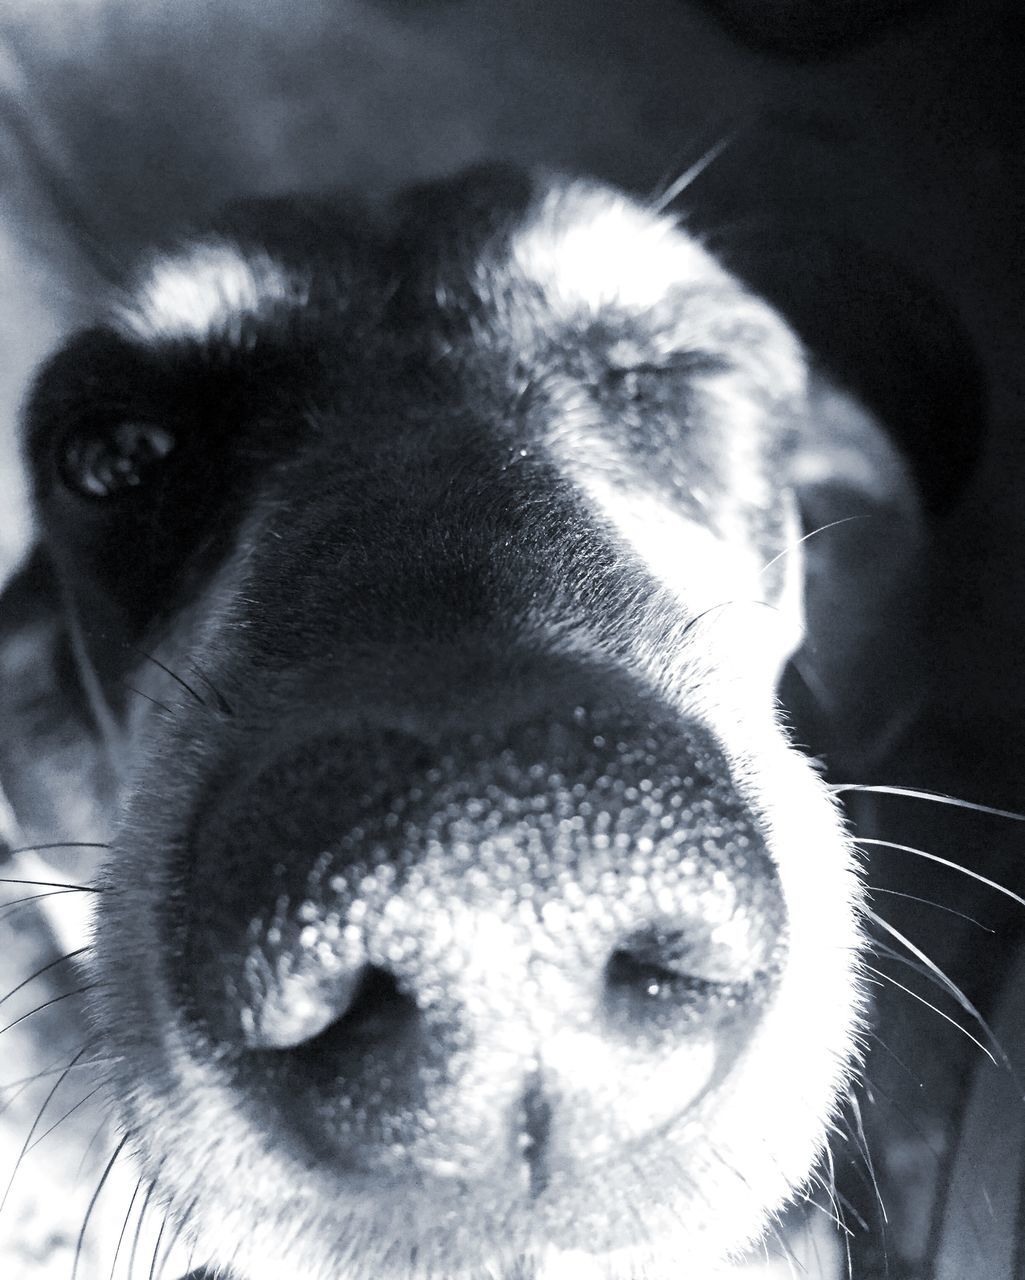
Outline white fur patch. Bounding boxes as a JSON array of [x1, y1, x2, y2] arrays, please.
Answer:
[[581, 473, 765, 609], [550, 465, 805, 696], [510, 183, 725, 317], [117, 242, 309, 343]]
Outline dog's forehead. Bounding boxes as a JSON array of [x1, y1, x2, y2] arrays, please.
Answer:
[[116, 241, 312, 344], [506, 180, 728, 317], [114, 175, 733, 344], [97, 173, 802, 636]]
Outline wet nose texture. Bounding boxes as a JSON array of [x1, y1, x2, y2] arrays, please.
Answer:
[[178, 710, 786, 1187]]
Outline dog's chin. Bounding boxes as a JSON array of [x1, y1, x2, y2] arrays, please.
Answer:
[[91, 1063, 805, 1280], [91, 977, 851, 1280]]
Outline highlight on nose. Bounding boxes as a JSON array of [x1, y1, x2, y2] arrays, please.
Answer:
[[240, 960, 414, 1052], [179, 707, 788, 1186]]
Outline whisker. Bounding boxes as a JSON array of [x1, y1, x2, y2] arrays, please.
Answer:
[[0, 987, 91, 1037], [760, 516, 869, 576], [861, 1069, 995, 1257], [182, 1236, 200, 1280], [7, 842, 110, 855], [123, 683, 176, 717], [863, 962, 995, 1066], [867, 908, 1009, 1053], [0, 878, 101, 893], [866, 884, 994, 931], [133, 648, 208, 708], [847, 1090, 887, 1227], [834, 783, 1025, 822], [0, 1045, 88, 1216], [25, 1083, 106, 1155], [110, 1176, 143, 1280], [0, 1041, 91, 1114], [865, 1031, 920, 1086], [829, 1198, 859, 1280], [824, 1141, 859, 1242], [858, 837, 1025, 911], [787, 652, 838, 717], [0, 91, 126, 285], [148, 1210, 169, 1280], [861, 1070, 945, 1161], [129, 1176, 160, 1280], [154, 1194, 197, 1280], [649, 133, 737, 214], [808, 1157, 861, 1280], [187, 661, 235, 716], [678, 598, 778, 643], [0, 946, 91, 1011], [793, 1181, 852, 1237], [0, 889, 98, 920], [1, 1056, 109, 1096], [0, 875, 101, 896], [71, 1117, 113, 1193], [72, 1132, 130, 1280], [765, 1221, 804, 1277], [870, 938, 1016, 1080]]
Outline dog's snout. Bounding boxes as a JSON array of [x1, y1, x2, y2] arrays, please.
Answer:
[[180, 710, 787, 1187]]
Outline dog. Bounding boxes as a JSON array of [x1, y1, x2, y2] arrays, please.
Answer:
[[6, 1, 1024, 1275], [0, 156, 943, 1279]]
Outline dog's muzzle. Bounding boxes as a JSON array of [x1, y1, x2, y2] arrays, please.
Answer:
[[177, 706, 787, 1193]]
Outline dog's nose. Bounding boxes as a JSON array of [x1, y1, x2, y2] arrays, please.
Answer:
[[181, 711, 787, 1184]]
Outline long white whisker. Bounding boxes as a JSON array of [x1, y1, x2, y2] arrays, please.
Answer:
[[650, 134, 736, 214], [847, 1090, 887, 1226], [863, 962, 996, 1066], [833, 783, 1025, 822], [858, 837, 1025, 911], [867, 884, 993, 931], [871, 938, 1019, 1085], [760, 516, 868, 576], [865, 909, 1012, 1071]]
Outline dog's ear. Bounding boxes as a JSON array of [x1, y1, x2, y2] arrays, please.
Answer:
[[780, 374, 929, 771], [0, 548, 116, 854], [719, 229, 984, 773]]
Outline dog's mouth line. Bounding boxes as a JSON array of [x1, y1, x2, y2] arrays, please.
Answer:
[[104, 995, 776, 1224]]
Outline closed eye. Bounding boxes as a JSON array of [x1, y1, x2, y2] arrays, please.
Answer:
[[603, 350, 731, 396]]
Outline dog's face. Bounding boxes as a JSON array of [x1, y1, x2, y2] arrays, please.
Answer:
[[1, 167, 881, 1279]]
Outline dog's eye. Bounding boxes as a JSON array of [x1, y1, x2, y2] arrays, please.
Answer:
[[604, 352, 728, 401], [59, 422, 176, 499]]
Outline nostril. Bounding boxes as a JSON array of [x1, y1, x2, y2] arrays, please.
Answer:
[[244, 963, 417, 1054], [603, 920, 785, 1030], [322, 964, 417, 1045]]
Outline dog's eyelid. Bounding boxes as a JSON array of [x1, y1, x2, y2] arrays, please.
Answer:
[[604, 349, 729, 383]]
